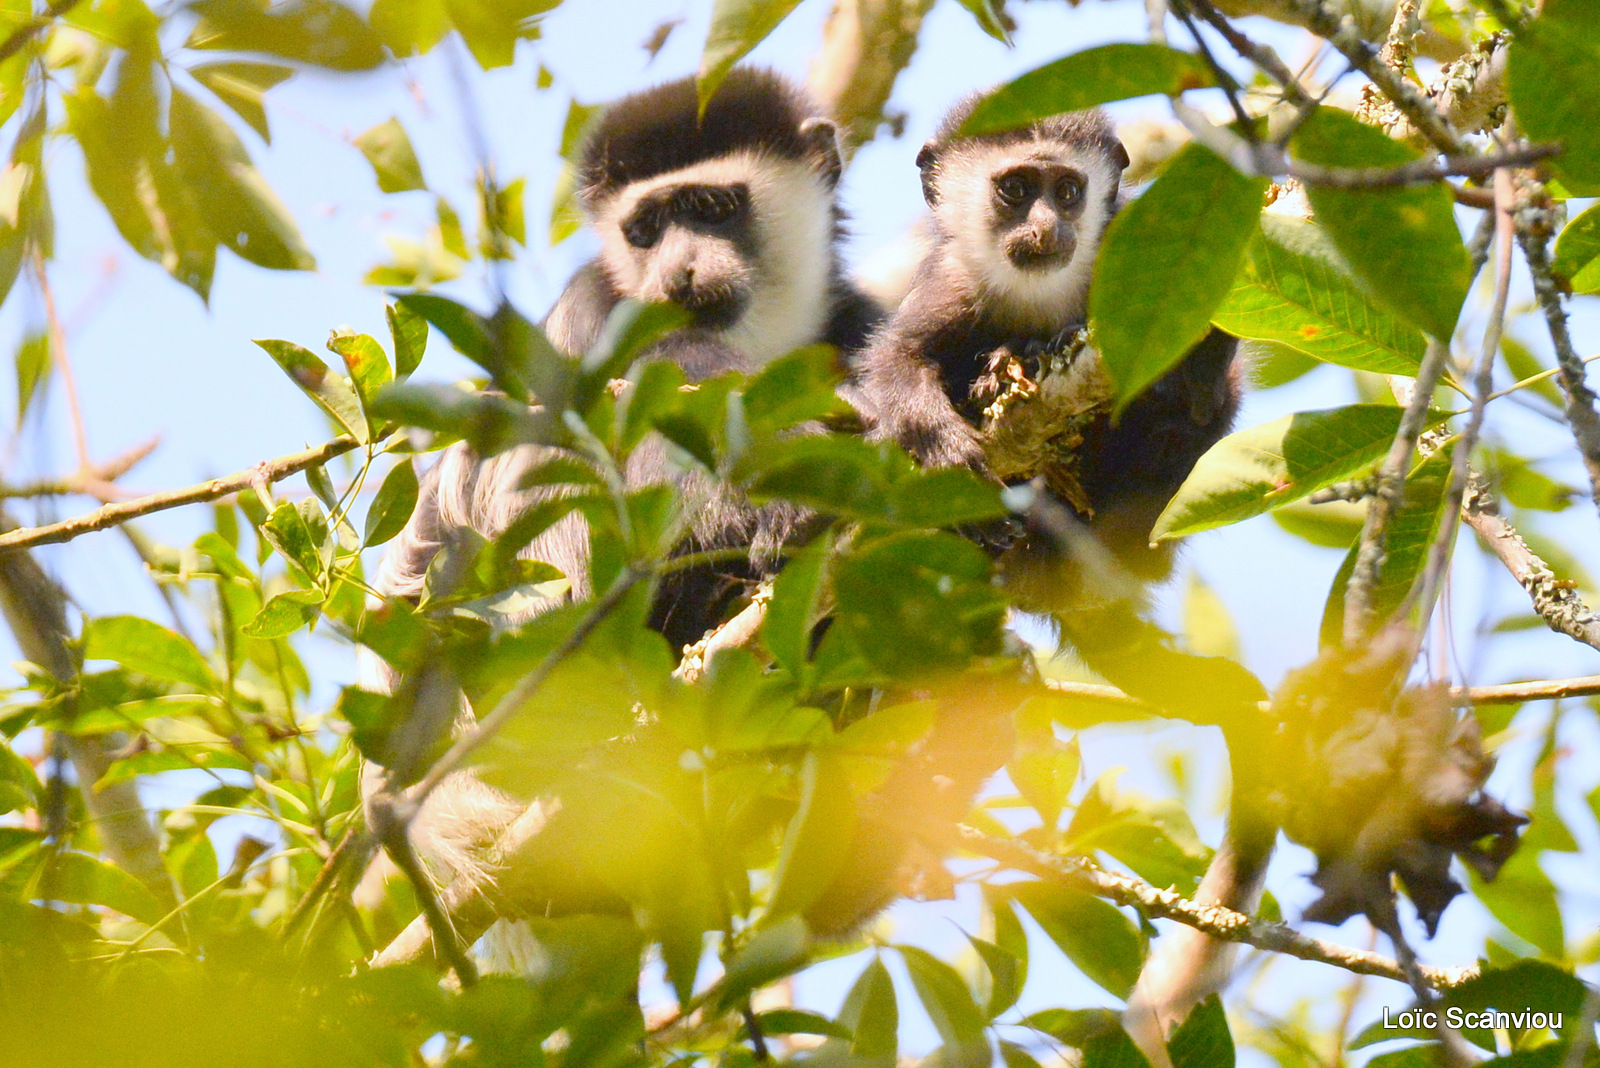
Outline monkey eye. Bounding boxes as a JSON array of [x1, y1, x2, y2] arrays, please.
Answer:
[[680, 184, 748, 226], [995, 171, 1035, 206], [1055, 175, 1085, 207], [622, 205, 665, 248]]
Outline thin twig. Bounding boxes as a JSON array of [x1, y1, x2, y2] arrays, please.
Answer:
[[1404, 168, 1515, 636], [1375, 913, 1477, 1066], [0, 0, 82, 65], [1171, 0, 1256, 134], [1344, 340, 1454, 645], [367, 793, 480, 986], [1462, 481, 1600, 654], [0, 437, 359, 550], [1291, 144, 1557, 188], [0, 437, 161, 499], [1515, 194, 1600, 522], [1279, 0, 1463, 155], [958, 828, 1477, 990], [1183, 0, 1316, 108]]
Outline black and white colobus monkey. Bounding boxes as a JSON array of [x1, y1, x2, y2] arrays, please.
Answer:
[[856, 101, 1240, 586], [854, 102, 1251, 1058], [366, 69, 882, 950], [377, 68, 881, 644]]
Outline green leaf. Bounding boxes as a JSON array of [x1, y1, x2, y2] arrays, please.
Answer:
[[1509, 0, 1600, 191], [754, 1008, 851, 1040], [715, 915, 811, 1011], [255, 339, 367, 442], [1318, 447, 1455, 647], [1091, 143, 1265, 413], [1553, 202, 1600, 293], [47, 852, 166, 926], [1010, 882, 1145, 999], [188, 0, 385, 71], [1270, 497, 1365, 549], [1212, 216, 1427, 375], [1152, 405, 1452, 540], [14, 329, 49, 427], [188, 61, 293, 142], [328, 332, 393, 433], [1468, 852, 1566, 960], [365, 460, 420, 547], [445, 0, 557, 70], [356, 117, 427, 193], [900, 945, 989, 1058], [242, 589, 325, 638], [1167, 996, 1234, 1068], [1021, 1007, 1125, 1047], [952, 0, 1009, 42], [83, 616, 215, 692], [260, 499, 327, 580], [169, 89, 315, 272], [1500, 335, 1565, 409], [369, 381, 546, 457], [962, 44, 1214, 136], [741, 435, 1005, 529], [1082, 1027, 1155, 1068], [387, 300, 429, 378], [763, 533, 831, 680], [1000, 1042, 1048, 1068], [1292, 109, 1470, 340], [698, 0, 804, 109], [831, 530, 1007, 678], [839, 957, 899, 1059], [768, 753, 856, 919], [549, 99, 601, 245], [369, 0, 449, 56], [392, 292, 495, 365], [741, 344, 850, 435], [967, 933, 1023, 1020]]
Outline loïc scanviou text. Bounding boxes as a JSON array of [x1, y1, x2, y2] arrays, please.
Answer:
[[1382, 1008, 1564, 1030]]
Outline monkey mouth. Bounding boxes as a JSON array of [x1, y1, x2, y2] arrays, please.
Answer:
[[1007, 247, 1070, 271], [1005, 237, 1075, 272], [671, 286, 747, 330]]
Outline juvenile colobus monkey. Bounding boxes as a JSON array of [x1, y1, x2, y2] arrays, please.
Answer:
[[856, 102, 1240, 586], [855, 102, 1249, 1060], [367, 69, 881, 948]]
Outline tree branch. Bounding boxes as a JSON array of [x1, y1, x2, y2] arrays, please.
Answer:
[[0, 437, 359, 551], [0, 437, 161, 499], [1343, 340, 1454, 644], [1463, 480, 1600, 654], [958, 828, 1477, 990], [1514, 195, 1600, 522], [1280, 0, 1465, 155]]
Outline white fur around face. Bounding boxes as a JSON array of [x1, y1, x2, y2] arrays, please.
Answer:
[[590, 150, 836, 366], [933, 139, 1121, 332]]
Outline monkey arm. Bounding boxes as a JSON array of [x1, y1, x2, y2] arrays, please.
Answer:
[[857, 293, 989, 472]]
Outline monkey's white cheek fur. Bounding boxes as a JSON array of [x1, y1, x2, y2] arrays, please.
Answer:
[[935, 141, 1119, 331], [592, 149, 836, 366]]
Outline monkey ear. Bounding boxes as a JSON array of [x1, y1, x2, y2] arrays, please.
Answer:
[[1112, 139, 1132, 173], [799, 117, 844, 187], [916, 142, 940, 206]]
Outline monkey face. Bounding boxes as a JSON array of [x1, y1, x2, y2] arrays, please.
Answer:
[[613, 182, 756, 329], [591, 148, 836, 366], [931, 137, 1121, 331], [989, 162, 1087, 271]]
